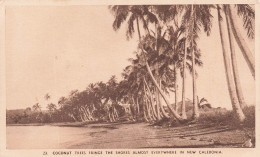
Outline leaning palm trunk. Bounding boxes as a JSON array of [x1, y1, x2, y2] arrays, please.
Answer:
[[114, 108, 119, 121], [81, 107, 90, 121], [144, 78, 159, 120], [79, 108, 86, 121], [131, 96, 138, 118], [144, 83, 157, 121], [225, 7, 247, 109], [83, 106, 92, 120], [158, 79, 170, 118], [147, 105, 154, 122], [146, 62, 184, 121], [143, 110, 149, 122], [149, 90, 159, 120], [136, 18, 183, 121], [142, 102, 150, 122], [228, 5, 255, 79], [108, 113, 113, 122], [158, 92, 170, 119], [145, 98, 154, 122], [86, 108, 94, 121], [217, 5, 245, 122], [109, 108, 116, 122], [156, 89, 162, 120], [79, 109, 85, 122], [79, 108, 85, 121], [80, 114, 85, 122], [136, 98, 140, 115], [69, 114, 77, 122], [191, 5, 199, 119], [174, 63, 180, 112]]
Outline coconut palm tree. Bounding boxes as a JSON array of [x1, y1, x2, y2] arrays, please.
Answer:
[[44, 93, 51, 101], [153, 5, 212, 119], [32, 103, 43, 122], [47, 103, 57, 112], [217, 5, 245, 122], [225, 6, 247, 109], [47, 103, 57, 119], [110, 5, 184, 121], [32, 103, 41, 112], [214, 5, 254, 115], [182, 5, 214, 119]]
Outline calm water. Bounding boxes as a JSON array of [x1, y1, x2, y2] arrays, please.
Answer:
[[6, 123, 242, 149], [7, 125, 95, 149], [6, 123, 170, 149]]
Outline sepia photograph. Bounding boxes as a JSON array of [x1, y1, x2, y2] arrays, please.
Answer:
[[0, 0, 259, 156]]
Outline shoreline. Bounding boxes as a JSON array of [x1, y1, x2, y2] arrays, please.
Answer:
[[6, 120, 139, 127]]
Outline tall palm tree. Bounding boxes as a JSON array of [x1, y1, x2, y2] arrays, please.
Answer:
[[44, 93, 51, 101], [47, 103, 57, 118], [217, 5, 245, 122], [155, 5, 212, 119], [190, 5, 199, 119], [32, 103, 41, 112], [181, 26, 188, 120], [110, 5, 184, 121], [225, 6, 247, 109], [47, 103, 57, 112], [183, 5, 214, 119]]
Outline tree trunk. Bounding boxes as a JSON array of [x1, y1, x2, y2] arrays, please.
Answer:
[[69, 114, 77, 122], [84, 106, 92, 120], [136, 97, 140, 115], [146, 62, 183, 121], [154, 22, 161, 120], [158, 79, 170, 118], [181, 30, 188, 120], [143, 102, 149, 122], [174, 63, 179, 112], [156, 89, 161, 120], [86, 108, 94, 121], [79, 109, 85, 122], [81, 107, 89, 121], [144, 81, 157, 122], [217, 5, 245, 122], [191, 5, 199, 119], [225, 7, 247, 109], [108, 113, 112, 122], [114, 107, 119, 120], [144, 78, 159, 120], [137, 16, 183, 121], [228, 5, 255, 79], [145, 97, 153, 122], [131, 96, 137, 118], [149, 90, 159, 120]]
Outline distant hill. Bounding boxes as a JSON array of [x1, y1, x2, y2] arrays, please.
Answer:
[[6, 109, 25, 115], [6, 109, 48, 114], [6, 109, 49, 124]]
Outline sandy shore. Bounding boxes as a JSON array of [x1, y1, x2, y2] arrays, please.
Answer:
[[7, 122, 254, 148]]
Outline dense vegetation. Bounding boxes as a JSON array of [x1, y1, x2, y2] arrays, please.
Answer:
[[7, 5, 255, 128]]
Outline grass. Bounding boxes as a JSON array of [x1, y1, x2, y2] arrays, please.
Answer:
[[197, 105, 255, 129], [151, 105, 255, 130]]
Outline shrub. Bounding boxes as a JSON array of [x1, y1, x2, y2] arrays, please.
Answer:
[[197, 106, 255, 129]]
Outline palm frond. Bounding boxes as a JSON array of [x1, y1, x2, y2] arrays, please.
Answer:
[[235, 4, 255, 38]]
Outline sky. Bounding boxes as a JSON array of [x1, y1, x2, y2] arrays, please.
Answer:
[[5, 5, 255, 110]]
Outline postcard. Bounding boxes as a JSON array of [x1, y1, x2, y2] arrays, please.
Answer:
[[0, 0, 259, 156]]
